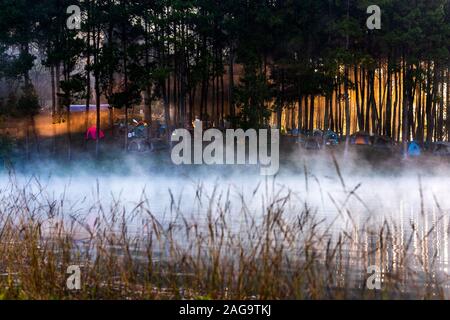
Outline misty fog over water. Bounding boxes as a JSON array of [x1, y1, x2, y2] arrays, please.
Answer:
[[4, 150, 450, 231], [1, 149, 449, 295]]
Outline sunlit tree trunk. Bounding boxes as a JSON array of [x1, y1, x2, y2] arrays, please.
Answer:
[[50, 65, 57, 152], [446, 69, 450, 141], [84, 0, 91, 150]]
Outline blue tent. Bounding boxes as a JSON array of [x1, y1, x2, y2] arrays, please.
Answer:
[[324, 130, 339, 145], [407, 141, 421, 156]]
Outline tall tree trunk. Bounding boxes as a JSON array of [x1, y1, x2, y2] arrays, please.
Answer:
[[67, 104, 71, 161], [304, 95, 309, 131], [297, 94, 302, 132], [354, 66, 363, 131], [402, 58, 410, 156], [447, 68, 450, 141], [220, 71, 225, 127], [144, 86, 152, 140], [162, 79, 171, 140], [56, 63, 61, 122], [386, 60, 392, 138], [438, 69, 444, 141], [344, 65, 351, 144], [50, 65, 57, 152], [425, 61, 433, 143], [94, 26, 101, 158], [324, 94, 330, 130], [85, 2, 91, 149], [228, 46, 235, 124], [309, 95, 315, 132]]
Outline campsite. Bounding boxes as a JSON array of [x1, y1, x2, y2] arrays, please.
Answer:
[[0, 0, 450, 303]]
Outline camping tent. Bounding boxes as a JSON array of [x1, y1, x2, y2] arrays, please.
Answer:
[[86, 126, 105, 140], [291, 128, 299, 136], [432, 142, 450, 156], [313, 129, 323, 138], [373, 135, 393, 149], [407, 141, 421, 156], [351, 131, 371, 145], [323, 130, 339, 145]]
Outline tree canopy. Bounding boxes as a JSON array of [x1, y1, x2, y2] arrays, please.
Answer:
[[0, 0, 449, 144]]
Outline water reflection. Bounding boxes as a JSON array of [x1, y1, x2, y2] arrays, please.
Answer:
[[3, 171, 450, 297]]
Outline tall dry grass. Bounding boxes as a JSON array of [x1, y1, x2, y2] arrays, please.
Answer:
[[0, 168, 448, 300]]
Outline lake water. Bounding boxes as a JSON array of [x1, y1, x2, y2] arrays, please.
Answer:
[[2, 153, 450, 297]]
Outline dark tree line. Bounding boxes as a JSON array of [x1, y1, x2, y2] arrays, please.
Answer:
[[0, 0, 449, 155]]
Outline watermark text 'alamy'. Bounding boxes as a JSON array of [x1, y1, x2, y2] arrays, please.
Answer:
[[171, 123, 279, 176]]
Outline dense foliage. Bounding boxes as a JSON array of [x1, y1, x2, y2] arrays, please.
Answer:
[[0, 0, 449, 144]]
